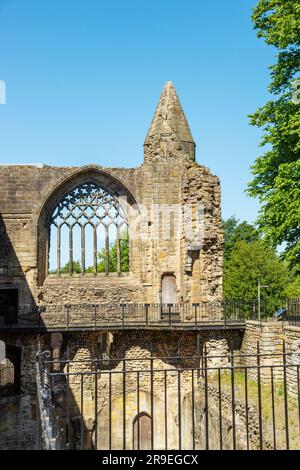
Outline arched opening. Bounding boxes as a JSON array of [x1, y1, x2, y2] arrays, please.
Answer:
[[161, 274, 179, 320], [133, 412, 152, 450], [37, 167, 139, 284], [0, 345, 21, 397], [0, 358, 14, 394], [47, 181, 129, 276], [161, 274, 177, 304]]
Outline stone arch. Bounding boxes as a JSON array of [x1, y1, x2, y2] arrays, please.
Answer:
[[133, 412, 152, 449], [36, 166, 140, 284], [92, 389, 178, 450], [0, 343, 21, 396]]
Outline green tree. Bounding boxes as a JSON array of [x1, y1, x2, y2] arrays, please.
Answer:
[[60, 232, 129, 274], [285, 276, 300, 298], [285, 265, 300, 297], [96, 230, 129, 272], [222, 216, 259, 260], [224, 239, 288, 314], [247, 0, 300, 270], [59, 260, 82, 274]]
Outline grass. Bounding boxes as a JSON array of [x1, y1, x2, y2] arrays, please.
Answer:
[[208, 368, 300, 450]]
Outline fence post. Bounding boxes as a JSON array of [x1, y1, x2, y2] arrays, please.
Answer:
[[204, 343, 209, 449], [230, 350, 236, 450], [196, 333, 200, 357], [65, 305, 69, 331], [145, 304, 149, 326], [121, 304, 125, 329], [257, 342, 263, 449], [194, 303, 199, 327], [282, 339, 290, 450]]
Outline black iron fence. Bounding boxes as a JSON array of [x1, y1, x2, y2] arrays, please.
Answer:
[[36, 342, 300, 450], [3, 299, 300, 330], [0, 301, 262, 331], [287, 298, 300, 325]]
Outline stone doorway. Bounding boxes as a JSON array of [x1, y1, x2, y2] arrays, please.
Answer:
[[133, 413, 152, 450], [161, 274, 177, 305], [161, 274, 178, 320]]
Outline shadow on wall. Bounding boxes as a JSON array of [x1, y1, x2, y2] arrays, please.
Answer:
[[0, 213, 47, 449], [0, 212, 40, 400], [0, 212, 37, 327]]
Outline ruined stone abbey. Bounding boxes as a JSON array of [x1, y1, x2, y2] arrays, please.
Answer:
[[1, 82, 299, 450]]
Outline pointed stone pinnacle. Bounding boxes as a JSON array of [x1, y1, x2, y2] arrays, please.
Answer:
[[144, 81, 195, 147]]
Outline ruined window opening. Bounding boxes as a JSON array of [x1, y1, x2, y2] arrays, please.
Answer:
[[48, 182, 129, 275], [133, 412, 152, 450], [0, 289, 18, 325]]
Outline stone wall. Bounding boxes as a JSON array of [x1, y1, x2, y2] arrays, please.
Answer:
[[0, 82, 225, 450], [49, 329, 242, 449], [0, 333, 39, 449], [0, 157, 223, 314], [0, 395, 37, 450], [40, 276, 142, 305], [241, 321, 300, 394], [284, 325, 300, 397]]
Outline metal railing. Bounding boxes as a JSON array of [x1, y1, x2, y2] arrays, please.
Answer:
[[0, 301, 260, 331], [36, 349, 63, 449], [287, 298, 300, 325], [36, 340, 300, 450]]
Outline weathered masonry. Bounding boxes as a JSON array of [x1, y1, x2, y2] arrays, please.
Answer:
[[0, 82, 271, 450]]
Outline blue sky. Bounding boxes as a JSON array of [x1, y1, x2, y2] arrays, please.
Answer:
[[0, 0, 276, 223]]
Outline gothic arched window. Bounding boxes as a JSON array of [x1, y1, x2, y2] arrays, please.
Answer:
[[48, 182, 129, 275]]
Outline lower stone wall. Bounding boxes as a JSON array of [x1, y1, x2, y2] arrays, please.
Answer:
[[241, 321, 300, 396], [284, 325, 300, 397], [55, 329, 243, 449], [241, 321, 284, 382], [5, 323, 300, 450]]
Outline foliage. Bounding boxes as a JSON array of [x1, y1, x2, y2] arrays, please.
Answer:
[[223, 239, 288, 313], [285, 273, 300, 298], [59, 261, 82, 274], [222, 216, 259, 260], [95, 230, 129, 273], [60, 231, 129, 274], [247, 0, 300, 269]]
